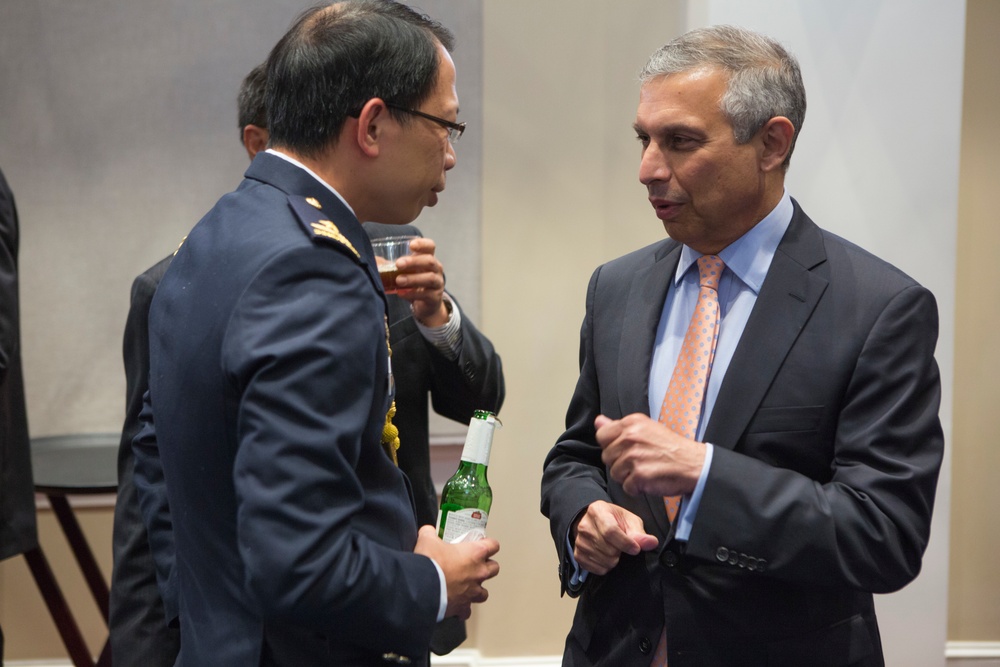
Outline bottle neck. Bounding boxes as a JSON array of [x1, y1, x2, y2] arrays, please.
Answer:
[[460, 416, 495, 466], [455, 460, 488, 477]]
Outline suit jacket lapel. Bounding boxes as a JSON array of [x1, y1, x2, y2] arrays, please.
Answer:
[[703, 203, 829, 450], [618, 241, 681, 417], [618, 241, 681, 537]]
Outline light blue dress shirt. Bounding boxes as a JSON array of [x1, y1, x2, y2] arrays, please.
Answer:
[[650, 191, 793, 540]]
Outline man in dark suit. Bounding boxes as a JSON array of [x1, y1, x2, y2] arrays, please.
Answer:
[[0, 167, 37, 666], [540, 25, 943, 667], [130, 3, 499, 665]]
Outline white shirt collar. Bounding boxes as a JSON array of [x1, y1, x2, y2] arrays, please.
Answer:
[[264, 148, 357, 218]]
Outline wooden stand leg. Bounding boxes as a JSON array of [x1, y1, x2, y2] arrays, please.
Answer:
[[23, 547, 96, 667], [48, 495, 110, 622]]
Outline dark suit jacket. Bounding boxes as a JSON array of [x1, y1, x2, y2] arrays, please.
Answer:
[[109, 255, 179, 667], [0, 167, 37, 563], [540, 202, 944, 667], [363, 221, 505, 528], [132, 152, 440, 666]]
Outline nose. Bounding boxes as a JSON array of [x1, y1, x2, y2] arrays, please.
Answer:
[[444, 140, 457, 171], [638, 142, 670, 186]]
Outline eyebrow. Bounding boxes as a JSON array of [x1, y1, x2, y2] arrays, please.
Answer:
[[633, 121, 706, 138]]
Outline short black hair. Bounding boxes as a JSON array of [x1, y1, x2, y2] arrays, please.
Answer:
[[265, 0, 455, 158], [237, 62, 268, 138]]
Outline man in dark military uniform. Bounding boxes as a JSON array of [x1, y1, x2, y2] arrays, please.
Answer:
[[111, 56, 505, 664], [130, 3, 499, 665]]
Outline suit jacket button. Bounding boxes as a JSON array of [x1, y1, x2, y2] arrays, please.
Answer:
[[715, 547, 729, 562], [662, 550, 679, 567], [639, 636, 652, 654]]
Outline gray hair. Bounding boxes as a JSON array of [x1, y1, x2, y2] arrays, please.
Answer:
[[640, 25, 806, 168]]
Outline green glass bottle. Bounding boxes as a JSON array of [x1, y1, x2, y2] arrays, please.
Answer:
[[437, 410, 500, 543]]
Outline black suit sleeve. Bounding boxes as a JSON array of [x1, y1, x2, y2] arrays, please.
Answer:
[[0, 172, 19, 376], [427, 295, 505, 422], [110, 258, 180, 666], [540, 266, 612, 595]]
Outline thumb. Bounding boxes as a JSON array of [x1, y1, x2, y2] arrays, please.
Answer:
[[633, 532, 659, 552]]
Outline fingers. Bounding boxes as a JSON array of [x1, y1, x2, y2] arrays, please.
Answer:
[[430, 534, 501, 620], [394, 253, 444, 294], [594, 414, 704, 497], [475, 536, 501, 559], [406, 236, 436, 256], [396, 238, 440, 276], [573, 501, 656, 575]]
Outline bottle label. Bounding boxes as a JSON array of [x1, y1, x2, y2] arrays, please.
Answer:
[[440, 508, 489, 543]]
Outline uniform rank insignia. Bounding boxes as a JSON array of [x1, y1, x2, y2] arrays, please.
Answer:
[[289, 195, 361, 260], [311, 220, 360, 259]]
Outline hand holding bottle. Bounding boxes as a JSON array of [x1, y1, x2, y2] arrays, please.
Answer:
[[414, 525, 500, 620]]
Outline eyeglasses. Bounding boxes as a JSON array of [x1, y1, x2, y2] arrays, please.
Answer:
[[386, 103, 466, 143]]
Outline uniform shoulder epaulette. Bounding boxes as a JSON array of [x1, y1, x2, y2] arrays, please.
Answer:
[[288, 195, 360, 260]]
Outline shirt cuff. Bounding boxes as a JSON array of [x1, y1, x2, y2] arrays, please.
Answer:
[[413, 292, 463, 360], [565, 532, 589, 591], [431, 558, 448, 622], [673, 442, 714, 541]]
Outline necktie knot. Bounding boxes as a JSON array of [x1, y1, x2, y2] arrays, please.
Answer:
[[697, 255, 724, 290]]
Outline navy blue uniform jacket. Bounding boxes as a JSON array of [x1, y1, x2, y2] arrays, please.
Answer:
[[133, 152, 439, 666]]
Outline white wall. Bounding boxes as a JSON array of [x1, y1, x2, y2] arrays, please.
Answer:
[[686, 2, 964, 665]]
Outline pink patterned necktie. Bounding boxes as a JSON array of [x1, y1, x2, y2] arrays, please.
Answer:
[[650, 254, 724, 667]]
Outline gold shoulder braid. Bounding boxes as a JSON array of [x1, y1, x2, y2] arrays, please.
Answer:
[[381, 315, 400, 465]]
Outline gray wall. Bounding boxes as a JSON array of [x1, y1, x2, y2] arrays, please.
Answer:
[[0, 0, 482, 439]]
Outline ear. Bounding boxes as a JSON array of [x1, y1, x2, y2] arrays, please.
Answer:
[[759, 116, 795, 172], [242, 125, 270, 160], [354, 98, 389, 158]]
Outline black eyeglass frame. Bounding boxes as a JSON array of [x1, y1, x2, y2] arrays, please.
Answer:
[[385, 103, 465, 142]]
